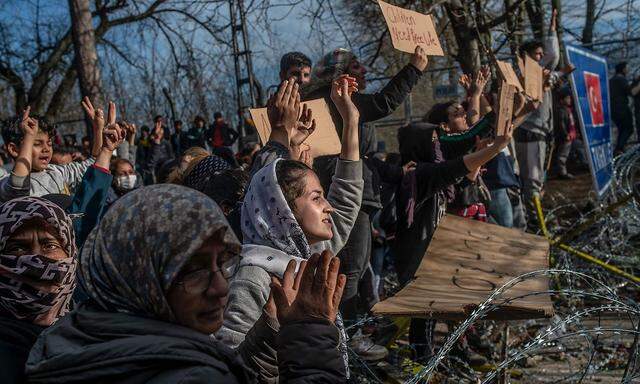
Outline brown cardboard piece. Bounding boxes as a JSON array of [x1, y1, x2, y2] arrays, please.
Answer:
[[496, 80, 516, 136], [372, 215, 553, 320], [248, 98, 342, 158], [496, 60, 524, 92], [378, 0, 444, 55], [524, 55, 543, 101]]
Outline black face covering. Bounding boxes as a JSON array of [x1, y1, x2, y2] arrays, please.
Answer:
[[398, 122, 440, 164]]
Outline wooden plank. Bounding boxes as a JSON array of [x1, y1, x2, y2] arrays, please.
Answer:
[[373, 215, 553, 320]]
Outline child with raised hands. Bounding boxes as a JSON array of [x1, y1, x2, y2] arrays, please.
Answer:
[[0, 100, 111, 201], [216, 75, 363, 381]]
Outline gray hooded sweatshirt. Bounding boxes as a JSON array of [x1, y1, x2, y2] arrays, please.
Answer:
[[216, 157, 363, 381]]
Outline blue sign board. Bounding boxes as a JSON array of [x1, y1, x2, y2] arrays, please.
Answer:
[[565, 44, 612, 198]]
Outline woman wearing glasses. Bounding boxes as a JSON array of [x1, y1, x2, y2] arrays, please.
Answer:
[[25, 185, 346, 383]]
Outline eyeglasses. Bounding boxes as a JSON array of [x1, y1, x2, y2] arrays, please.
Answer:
[[175, 255, 239, 294]]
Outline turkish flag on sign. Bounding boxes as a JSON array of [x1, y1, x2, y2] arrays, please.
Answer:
[[584, 71, 605, 126]]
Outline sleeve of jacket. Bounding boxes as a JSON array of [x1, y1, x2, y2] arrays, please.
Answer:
[[0, 172, 30, 202], [236, 311, 280, 383], [367, 156, 403, 184], [321, 159, 364, 255], [416, 158, 469, 200], [541, 32, 560, 70], [149, 367, 242, 384], [354, 64, 423, 122], [69, 165, 113, 247], [277, 319, 346, 383], [50, 157, 96, 190], [217, 269, 270, 349]]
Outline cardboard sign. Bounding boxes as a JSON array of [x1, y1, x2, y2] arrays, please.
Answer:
[[496, 60, 524, 92], [496, 81, 516, 136], [248, 98, 342, 158], [372, 215, 552, 320], [524, 55, 543, 101], [378, 0, 444, 56]]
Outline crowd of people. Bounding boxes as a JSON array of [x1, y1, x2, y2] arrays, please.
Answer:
[[0, 7, 631, 383]]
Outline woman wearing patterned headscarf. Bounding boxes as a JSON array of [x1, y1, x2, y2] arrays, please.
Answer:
[[0, 197, 76, 384], [26, 184, 347, 383]]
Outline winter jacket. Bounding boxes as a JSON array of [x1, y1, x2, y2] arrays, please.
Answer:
[[0, 157, 95, 202], [69, 164, 112, 247], [145, 139, 174, 177], [116, 141, 137, 166], [393, 123, 470, 284], [0, 314, 44, 384], [305, 63, 423, 208], [207, 121, 239, 148], [26, 303, 345, 383]]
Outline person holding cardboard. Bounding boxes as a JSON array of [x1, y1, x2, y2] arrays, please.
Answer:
[[302, 45, 428, 359], [514, 9, 561, 232]]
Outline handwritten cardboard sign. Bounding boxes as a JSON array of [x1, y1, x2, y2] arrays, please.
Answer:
[[496, 80, 516, 136], [496, 60, 524, 92], [372, 215, 552, 320], [249, 98, 342, 158], [378, 0, 444, 56], [524, 55, 543, 101]]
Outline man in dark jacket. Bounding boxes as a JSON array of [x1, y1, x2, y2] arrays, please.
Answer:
[[208, 112, 239, 149], [303, 46, 428, 325], [610, 62, 640, 154], [145, 119, 175, 183], [552, 87, 578, 179]]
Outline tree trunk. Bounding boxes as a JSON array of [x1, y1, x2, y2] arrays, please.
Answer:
[[582, 0, 596, 45], [551, 0, 565, 67], [444, 0, 481, 74], [68, 0, 104, 135], [525, 0, 545, 41]]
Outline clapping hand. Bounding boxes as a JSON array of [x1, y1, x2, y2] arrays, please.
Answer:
[[265, 259, 307, 319], [269, 251, 346, 324]]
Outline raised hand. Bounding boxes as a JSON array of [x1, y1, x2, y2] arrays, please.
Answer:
[[270, 251, 346, 324], [81, 97, 96, 120], [493, 122, 514, 150], [402, 161, 417, 176], [268, 79, 300, 134], [94, 109, 105, 133], [107, 101, 116, 126], [550, 8, 557, 33], [410, 45, 429, 72], [291, 103, 316, 147], [290, 143, 313, 168], [20, 106, 38, 137], [458, 74, 471, 92], [470, 66, 490, 96], [330, 74, 359, 121], [102, 123, 125, 152]]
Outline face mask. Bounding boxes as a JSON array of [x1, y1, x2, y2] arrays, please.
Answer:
[[116, 174, 137, 190], [0, 253, 76, 323]]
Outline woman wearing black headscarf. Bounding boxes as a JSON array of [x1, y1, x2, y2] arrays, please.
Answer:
[[0, 197, 77, 383], [26, 184, 346, 383]]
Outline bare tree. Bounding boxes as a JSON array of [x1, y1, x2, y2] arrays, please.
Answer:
[[69, 0, 104, 132]]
